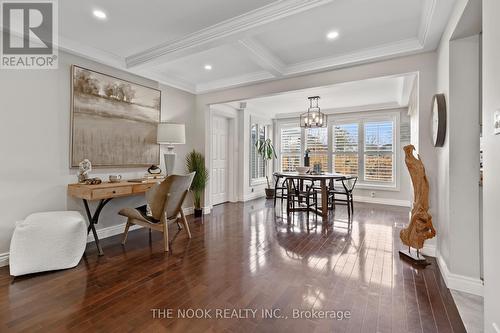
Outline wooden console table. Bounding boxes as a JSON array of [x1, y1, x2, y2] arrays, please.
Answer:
[[68, 179, 161, 255]]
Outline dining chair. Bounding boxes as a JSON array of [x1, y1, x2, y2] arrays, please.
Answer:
[[119, 172, 195, 252], [273, 173, 288, 207], [328, 176, 358, 220], [285, 177, 318, 219]]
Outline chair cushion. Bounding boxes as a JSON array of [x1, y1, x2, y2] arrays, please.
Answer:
[[9, 211, 87, 276]]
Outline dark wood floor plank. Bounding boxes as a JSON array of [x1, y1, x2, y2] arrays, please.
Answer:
[[0, 200, 466, 332]]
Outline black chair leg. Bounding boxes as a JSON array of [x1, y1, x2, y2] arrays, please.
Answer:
[[347, 197, 351, 221], [350, 194, 354, 216]]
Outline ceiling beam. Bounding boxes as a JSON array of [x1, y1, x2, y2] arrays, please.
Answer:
[[125, 0, 335, 68], [237, 38, 285, 77]]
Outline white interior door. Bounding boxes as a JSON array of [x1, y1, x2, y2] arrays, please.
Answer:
[[211, 115, 229, 205]]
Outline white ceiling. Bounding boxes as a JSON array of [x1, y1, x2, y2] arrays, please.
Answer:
[[223, 74, 416, 118], [54, 0, 455, 93]]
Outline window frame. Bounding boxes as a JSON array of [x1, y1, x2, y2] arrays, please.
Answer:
[[330, 111, 400, 190], [275, 110, 400, 191], [276, 121, 303, 173], [250, 122, 270, 186]]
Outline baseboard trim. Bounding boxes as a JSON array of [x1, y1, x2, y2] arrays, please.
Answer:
[[354, 196, 411, 207], [0, 252, 9, 267], [1, 206, 205, 268], [436, 253, 483, 296], [86, 223, 142, 243], [421, 244, 436, 257], [242, 191, 266, 202]]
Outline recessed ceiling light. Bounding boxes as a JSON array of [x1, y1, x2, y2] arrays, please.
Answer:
[[326, 31, 339, 40], [93, 10, 107, 20], [204, 64, 212, 71]]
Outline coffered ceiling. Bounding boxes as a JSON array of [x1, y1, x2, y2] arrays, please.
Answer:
[[58, 0, 456, 94]]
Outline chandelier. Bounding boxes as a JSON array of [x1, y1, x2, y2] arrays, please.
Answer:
[[300, 96, 327, 128]]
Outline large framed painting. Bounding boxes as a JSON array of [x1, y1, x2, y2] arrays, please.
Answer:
[[70, 65, 161, 167]]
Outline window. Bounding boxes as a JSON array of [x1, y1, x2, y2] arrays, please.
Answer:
[[332, 123, 359, 176], [280, 126, 301, 172], [306, 127, 328, 171], [331, 118, 395, 185], [277, 112, 398, 188], [250, 124, 266, 183], [364, 121, 394, 182]]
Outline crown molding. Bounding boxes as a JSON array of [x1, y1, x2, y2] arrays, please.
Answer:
[[283, 38, 423, 76], [136, 69, 197, 94], [418, 0, 438, 45], [125, 0, 335, 68], [237, 38, 285, 77], [58, 36, 126, 68], [195, 71, 274, 94]]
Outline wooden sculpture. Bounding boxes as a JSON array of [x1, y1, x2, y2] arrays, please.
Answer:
[[400, 145, 436, 261]]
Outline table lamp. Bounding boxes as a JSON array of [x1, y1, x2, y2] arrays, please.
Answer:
[[157, 123, 186, 175]]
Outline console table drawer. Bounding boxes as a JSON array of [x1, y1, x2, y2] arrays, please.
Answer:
[[92, 186, 132, 199], [132, 183, 156, 193]]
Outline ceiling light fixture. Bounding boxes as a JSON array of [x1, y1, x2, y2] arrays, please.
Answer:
[[300, 96, 327, 128], [204, 64, 212, 71], [326, 31, 339, 40], [93, 10, 107, 20]]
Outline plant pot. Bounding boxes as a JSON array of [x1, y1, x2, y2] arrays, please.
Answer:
[[265, 188, 275, 199], [194, 208, 203, 218]]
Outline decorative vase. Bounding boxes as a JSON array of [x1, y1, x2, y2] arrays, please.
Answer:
[[194, 208, 203, 218], [304, 154, 310, 167]]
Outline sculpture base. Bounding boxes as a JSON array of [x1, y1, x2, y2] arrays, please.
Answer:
[[398, 247, 430, 265]]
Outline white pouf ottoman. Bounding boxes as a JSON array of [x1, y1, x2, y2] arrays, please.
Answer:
[[9, 211, 87, 276]]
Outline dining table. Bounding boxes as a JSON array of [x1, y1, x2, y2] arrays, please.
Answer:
[[273, 171, 348, 219]]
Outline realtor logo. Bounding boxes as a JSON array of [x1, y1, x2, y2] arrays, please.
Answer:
[[1, 0, 58, 69]]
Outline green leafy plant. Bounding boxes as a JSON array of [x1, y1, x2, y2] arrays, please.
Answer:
[[186, 150, 209, 209], [255, 138, 277, 189]]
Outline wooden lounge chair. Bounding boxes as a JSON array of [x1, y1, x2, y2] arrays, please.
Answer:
[[119, 173, 195, 252]]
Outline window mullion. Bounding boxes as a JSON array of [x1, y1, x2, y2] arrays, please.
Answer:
[[359, 121, 365, 182]]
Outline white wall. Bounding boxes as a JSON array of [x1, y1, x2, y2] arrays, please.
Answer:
[[0, 51, 196, 257], [435, 0, 483, 295], [482, 0, 500, 330]]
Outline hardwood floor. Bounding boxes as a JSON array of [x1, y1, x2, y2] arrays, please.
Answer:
[[0, 199, 466, 333]]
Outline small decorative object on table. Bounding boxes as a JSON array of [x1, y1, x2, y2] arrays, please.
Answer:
[[144, 165, 165, 179], [313, 162, 322, 174], [295, 166, 310, 175], [255, 138, 277, 199], [147, 165, 162, 174], [77, 159, 92, 183], [399, 145, 436, 264], [77, 159, 102, 184], [108, 175, 122, 183], [186, 150, 209, 218], [304, 149, 310, 167]]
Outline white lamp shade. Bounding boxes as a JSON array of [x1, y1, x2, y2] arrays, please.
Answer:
[[157, 123, 186, 144]]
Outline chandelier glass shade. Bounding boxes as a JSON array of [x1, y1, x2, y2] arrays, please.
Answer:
[[300, 96, 327, 128]]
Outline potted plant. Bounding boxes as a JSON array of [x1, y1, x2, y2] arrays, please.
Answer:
[[186, 150, 209, 218], [255, 138, 277, 199]]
